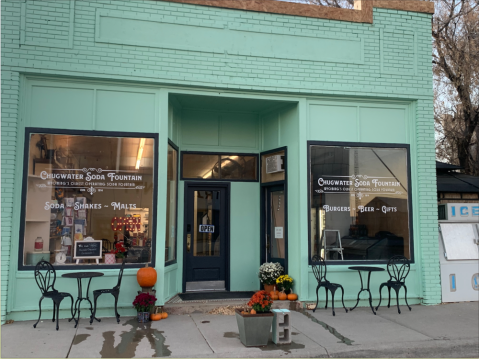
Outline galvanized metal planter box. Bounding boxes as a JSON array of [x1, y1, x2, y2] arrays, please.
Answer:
[[235, 309, 274, 347]]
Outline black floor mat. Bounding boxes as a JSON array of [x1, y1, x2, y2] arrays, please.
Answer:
[[178, 291, 255, 301]]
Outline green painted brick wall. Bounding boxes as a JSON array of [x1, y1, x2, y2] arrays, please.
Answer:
[[1, 0, 440, 322]]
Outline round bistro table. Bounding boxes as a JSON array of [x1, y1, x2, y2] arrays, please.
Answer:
[[61, 272, 104, 327], [348, 266, 385, 315]]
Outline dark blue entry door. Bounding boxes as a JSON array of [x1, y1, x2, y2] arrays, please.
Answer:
[[185, 184, 228, 291]]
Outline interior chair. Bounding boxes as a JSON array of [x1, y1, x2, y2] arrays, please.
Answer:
[[90, 259, 126, 324], [321, 230, 344, 260], [375, 255, 412, 314], [33, 260, 75, 330], [311, 255, 348, 316]]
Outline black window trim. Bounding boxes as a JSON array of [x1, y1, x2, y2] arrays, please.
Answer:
[[18, 127, 159, 271], [165, 139, 179, 267], [260, 146, 288, 274], [307, 140, 414, 265], [180, 151, 259, 182]]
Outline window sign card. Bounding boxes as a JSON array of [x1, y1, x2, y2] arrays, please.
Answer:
[[199, 224, 215, 233], [275, 227, 283, 239]]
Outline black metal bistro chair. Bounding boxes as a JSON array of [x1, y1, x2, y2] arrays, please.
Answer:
[[311, 255, 348, 316], [33, 260, 75, 330], [90, 259, 126, 324], [375, 255, 412, 314]]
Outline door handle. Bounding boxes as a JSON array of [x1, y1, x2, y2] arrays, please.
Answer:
[[187, 234, 191, 252]]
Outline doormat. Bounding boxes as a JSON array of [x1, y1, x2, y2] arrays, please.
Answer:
[[178, 291, 255, 301]]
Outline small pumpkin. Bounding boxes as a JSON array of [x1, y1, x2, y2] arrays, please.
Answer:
[[161, 311, 168, 319], [270, 286, 279, 297], [287, 290, 298, 301], [250, 309, 257, 314], [150, 313, 162, 321], [137, 263, 157, 288], [278, 291, 287, 301], [271, 292, 279, 300]]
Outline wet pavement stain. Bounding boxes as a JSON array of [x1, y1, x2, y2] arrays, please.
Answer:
[[73, 334, 90, 345], [85, 327, 94, 330], [223, 332, 305, 353], [298, 309, 354, 345], [100, 318, 171, 358], [223, 332, 239, 339]]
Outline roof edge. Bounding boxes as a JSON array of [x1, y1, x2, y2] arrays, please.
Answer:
[[156, 0, 433, 23]]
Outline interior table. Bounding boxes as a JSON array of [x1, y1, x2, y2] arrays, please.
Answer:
[[348, 266, 385, 315], [61, 272, 104, 327]]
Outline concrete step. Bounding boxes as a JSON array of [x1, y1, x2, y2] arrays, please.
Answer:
[[163, 298, 300, 315]]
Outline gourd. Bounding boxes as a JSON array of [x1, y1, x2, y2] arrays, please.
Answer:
[[150, 313, 162, 321], [150, 306, 162, 321], [250, 309, 257, 314], [161, 311, 168, 319], [270, 286, 279, 300], [278, 291, 287, 300], [137, 263, 157, 288], [270, 286, 279, 297], [287, 290, 298, 301]]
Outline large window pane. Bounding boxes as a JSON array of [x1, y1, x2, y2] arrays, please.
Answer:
[[310, 145, 410, 261], [165, 144, 177, 263], [22, 132, 155, 266]]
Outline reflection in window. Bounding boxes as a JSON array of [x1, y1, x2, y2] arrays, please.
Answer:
[[165, 144, 178, 263], [309, 145, 410, 261], [22, 131, 155, 266], [182, 153, 257, 181]]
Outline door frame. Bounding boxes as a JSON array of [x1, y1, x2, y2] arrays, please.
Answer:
[[182, 181, 231, 293], [260, 147, 288, 273]]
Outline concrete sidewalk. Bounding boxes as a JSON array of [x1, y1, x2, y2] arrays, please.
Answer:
[[1, 302, 478, 358]]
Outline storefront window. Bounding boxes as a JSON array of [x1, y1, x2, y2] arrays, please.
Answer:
[[21, 130, 156, 267], [165, 143, 178, 264], [309, 144, 411, 262], [182, 153, 257, 181]]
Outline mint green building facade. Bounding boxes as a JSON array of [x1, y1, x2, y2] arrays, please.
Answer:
[[1, 0, 440, 323]]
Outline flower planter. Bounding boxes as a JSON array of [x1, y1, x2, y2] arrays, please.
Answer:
[[116, 258, 123, 263], [263, 284, 275, 293], [235, 309, 273, 347], [137, 312, 149, 323], [104, 253, 116, 264]]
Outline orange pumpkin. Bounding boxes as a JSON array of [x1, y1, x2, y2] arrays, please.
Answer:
[[278, 291, 287, 300], [287, 290, 298, 301], [271, 292, 279, 300], [250, 309, 257, 314], [161, 311, 168, 319], [150, 313, 162, 321], [270, 286, 279, 297], [137, 263, 157, 287]]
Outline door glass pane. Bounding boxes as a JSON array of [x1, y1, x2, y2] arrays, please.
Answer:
[[193, 190, 220, 257], [271, 190, 285, 259]]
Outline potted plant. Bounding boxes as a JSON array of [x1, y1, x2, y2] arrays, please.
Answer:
[[276, 274, 293, 294], [133, 292, 156, 323], [112, 242, 126, 263], [235, 290, 274, 347], [258, 262, 284, 293]]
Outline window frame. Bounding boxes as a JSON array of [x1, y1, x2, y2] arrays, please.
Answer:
[[307, 140, 414, 265], [165, 139, 179, 267], [180, 151, 259, 182], [18, 127, 159, 271]]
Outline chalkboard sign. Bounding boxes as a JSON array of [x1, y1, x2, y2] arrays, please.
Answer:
[[73, 240, 102, 263]]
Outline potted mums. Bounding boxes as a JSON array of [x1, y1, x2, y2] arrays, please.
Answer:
[[235, 290, 274, 347], [258, 262, 284, 293], [133, 292, 157, 323]]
